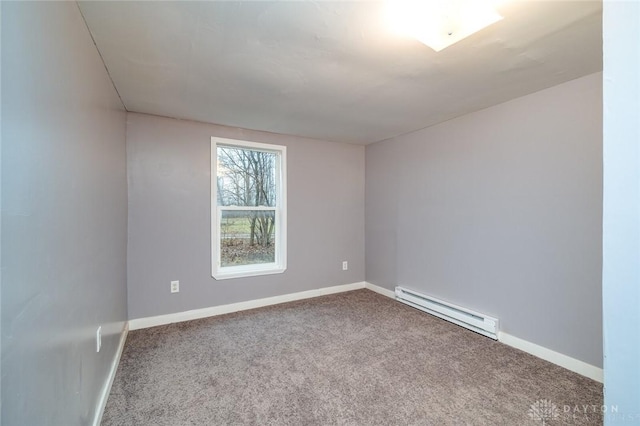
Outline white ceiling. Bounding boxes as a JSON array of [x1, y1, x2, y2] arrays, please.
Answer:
[[78, 1, 602, 145]]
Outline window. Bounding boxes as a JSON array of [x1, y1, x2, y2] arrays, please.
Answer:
[[211, 137, 287, 279]]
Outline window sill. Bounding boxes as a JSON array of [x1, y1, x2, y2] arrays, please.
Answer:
[[212, 264, 286, 280]]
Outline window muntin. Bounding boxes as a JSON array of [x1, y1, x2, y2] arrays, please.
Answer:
[[211, 138, 286, 279]]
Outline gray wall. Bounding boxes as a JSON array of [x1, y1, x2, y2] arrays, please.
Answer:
[[602, 0, 640, 420], [366, 72, 603, 367], [1, 2, 128, 425], [127, 113, 365, 320]]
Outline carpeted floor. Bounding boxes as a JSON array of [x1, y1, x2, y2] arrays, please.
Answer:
[[102, 290, 603, 425]]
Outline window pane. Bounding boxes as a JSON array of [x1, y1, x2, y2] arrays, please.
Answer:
[[217, 146, 277, 207], [220, 210, 276, 267]]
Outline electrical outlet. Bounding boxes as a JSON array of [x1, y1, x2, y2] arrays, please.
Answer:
[[96, 326, 102, 353], [342, 261, 348, 271], [171, 280, 180, 293]]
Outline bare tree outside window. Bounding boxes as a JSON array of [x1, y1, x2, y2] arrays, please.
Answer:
[[217, 146, 278, 267]]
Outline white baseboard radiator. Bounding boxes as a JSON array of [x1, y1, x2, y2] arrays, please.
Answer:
[[395, 286, 499, 340]]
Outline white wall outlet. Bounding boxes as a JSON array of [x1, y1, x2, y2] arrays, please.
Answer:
[[171, 280, 180, 293], [96, 326, 102, 353], [342, 261, 348, 271]]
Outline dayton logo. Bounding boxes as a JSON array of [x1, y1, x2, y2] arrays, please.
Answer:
[[528, 399, 560, 425]]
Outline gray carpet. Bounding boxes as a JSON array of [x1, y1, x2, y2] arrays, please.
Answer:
[[103, 290, 603, 425]]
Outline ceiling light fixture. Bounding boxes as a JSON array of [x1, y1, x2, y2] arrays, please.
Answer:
[[385, 0, 504, 52]]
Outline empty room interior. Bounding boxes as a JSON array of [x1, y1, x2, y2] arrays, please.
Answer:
[[1, 1, 639, 425]]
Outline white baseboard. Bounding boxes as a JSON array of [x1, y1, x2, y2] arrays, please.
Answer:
[[364, 281, 396, 298], [129, 281, 367, 331], [128, 281, 603, 385], [362, 282, 603, 383], [93, 321, 129, 426], [498, 331, 603, 383]]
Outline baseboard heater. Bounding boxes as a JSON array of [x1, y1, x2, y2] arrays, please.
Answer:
[[395, 286, 499, 340]]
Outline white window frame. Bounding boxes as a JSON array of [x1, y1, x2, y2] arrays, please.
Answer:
[[211, 137, 287, 280]]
